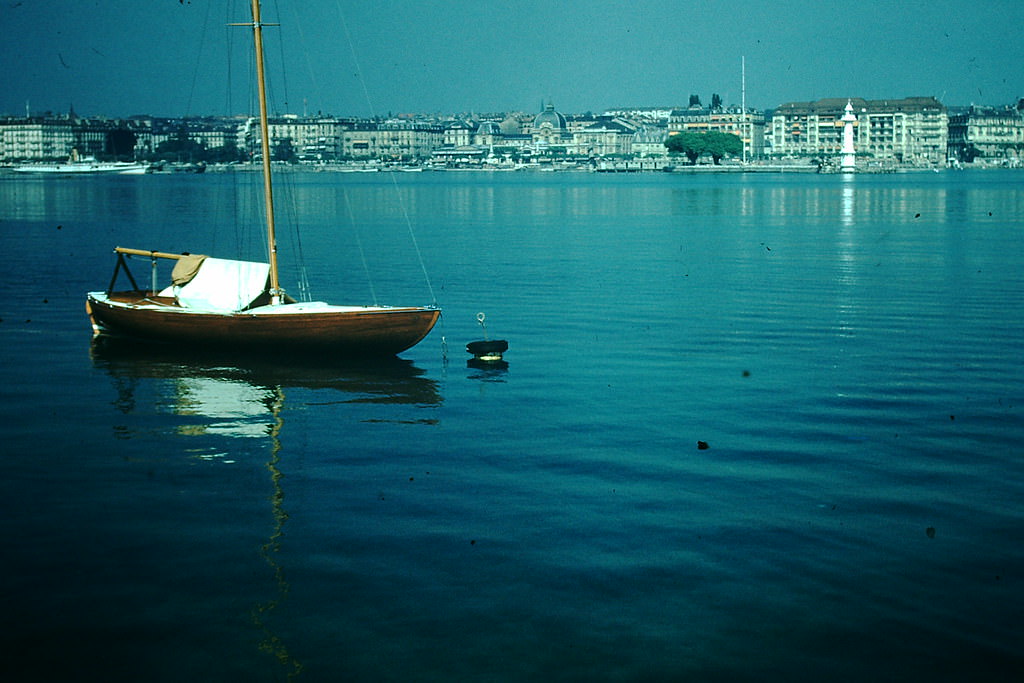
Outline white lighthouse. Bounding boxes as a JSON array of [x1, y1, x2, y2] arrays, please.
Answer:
[[840, 100, 857, 172]]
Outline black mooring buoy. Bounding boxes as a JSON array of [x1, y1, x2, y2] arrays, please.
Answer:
[[466, 339, 508, 360], [467, 312, 508, 361]]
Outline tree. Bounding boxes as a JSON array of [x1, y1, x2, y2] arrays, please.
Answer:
[[153, 128, 206, 162], [273, 138, 297, 163], [704, 131, 743, 165], [664, 131, 705, 165], [208, 141, 246, 163], [105, 129, 138, 160], [665, 130, 744, 165]]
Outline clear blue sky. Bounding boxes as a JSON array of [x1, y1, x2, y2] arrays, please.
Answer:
[[3, 0, 1022, 118]]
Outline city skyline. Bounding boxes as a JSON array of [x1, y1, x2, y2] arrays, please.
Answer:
[[2, 0, 1022, 119]]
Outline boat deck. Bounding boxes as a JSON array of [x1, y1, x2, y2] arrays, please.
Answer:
[[102, 291, 181, 307]]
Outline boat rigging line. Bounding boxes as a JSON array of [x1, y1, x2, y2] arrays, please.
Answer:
[[341, 187, 379, 306], [333, 0, 438, 308]]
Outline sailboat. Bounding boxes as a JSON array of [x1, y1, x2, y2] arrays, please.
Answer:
[[86, 0, 440, 355]]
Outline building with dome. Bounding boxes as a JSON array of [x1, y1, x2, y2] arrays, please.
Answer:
[[527, 103, 572, 151], [533, 102, 567, 130]]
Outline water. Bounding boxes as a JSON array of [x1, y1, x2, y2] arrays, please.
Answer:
[[2, 169, 1022, 681]]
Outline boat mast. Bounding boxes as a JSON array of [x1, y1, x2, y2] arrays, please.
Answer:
[[250, 0, 282, 305]]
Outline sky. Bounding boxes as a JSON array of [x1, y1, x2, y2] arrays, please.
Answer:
[[2, 0, 1022, 119]]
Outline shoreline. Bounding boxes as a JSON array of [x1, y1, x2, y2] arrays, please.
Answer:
[[0, 161, 1017, 176]]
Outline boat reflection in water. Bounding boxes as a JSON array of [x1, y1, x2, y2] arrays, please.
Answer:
[[89, 337, 441, 678], [91, 336, 443, 418]]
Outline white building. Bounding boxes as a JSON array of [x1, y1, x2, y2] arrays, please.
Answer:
[[0, 114, 149, 161], [770, 97, 947, 165]]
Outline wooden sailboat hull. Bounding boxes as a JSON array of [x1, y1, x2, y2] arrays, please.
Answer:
[[87, 292, 440, 355]]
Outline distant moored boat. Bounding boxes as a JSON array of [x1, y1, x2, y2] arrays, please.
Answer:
[[13, 154, 149, 175]]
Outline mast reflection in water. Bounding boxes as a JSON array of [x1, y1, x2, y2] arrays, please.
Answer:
[[90, 339, 442, 679]]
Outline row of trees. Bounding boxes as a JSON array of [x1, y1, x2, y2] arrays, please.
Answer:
[[146, 129, 249, 163], [664, 131, 743, 165]]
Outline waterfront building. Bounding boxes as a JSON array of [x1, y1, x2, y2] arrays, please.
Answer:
[[947, 102, 1024, 163], [473, 121, 502, 148], [443, 120, 474, 148], [259, 115, 350, 161], [145, 116, 245, 158], [565, 112, 599, 134], [507, 104, 639, 157], [770, 97, 947, 166], [0, 113, 148, 161], [631, 126, 670, 157], [429, 145, 485, 166], [10, 96, 1019, 170], [498, 113, 529, 135], [668, 96, 765, 159], [339, 120, 443, 160], [491, 132, 532, 154], [0, 117, 74, 161], [574, 118, 638, 157], [525, 103, 573, 152]]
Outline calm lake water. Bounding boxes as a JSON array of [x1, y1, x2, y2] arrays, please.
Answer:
[[2, 169, 1022, 682]]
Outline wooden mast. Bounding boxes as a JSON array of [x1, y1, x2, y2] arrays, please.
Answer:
[[250, 0, 282, 305]]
